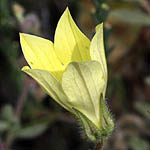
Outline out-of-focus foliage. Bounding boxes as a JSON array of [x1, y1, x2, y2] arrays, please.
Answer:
[[0, 0, 150, 149], [0, 0, 23, 95], [129, 136, 150, 150], [109, 9, 150, 25]]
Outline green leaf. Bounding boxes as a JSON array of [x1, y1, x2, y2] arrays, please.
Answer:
[[109, 9, 150, 25], [16, 123, 48, 138], [2, 105, 18, 124], [93, 0, 108, 8], [135, 101, 150, 120], [0, 121, 9, 131], [129, 136, 150, 150]]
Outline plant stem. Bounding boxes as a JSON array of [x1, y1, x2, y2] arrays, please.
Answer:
[[5, 132, 14, 149], [15, 77, 29, 117], [95, 140, 103, 150]]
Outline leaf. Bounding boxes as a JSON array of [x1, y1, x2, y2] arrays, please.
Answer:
[[2, 105, 18, 124], [129, 136, 150, 150], [135, 101, 150, 120], [16, 123, 48, 138], [62, 61, 105, 127], [0, 121, 9, 131], [109, 9, 150, 25], [54, 7, 91, 66]]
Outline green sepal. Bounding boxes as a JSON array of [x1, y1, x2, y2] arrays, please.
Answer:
[[99, 94, 114, 138], [72, 94, 114, 143], [73, 107, 101, 142]]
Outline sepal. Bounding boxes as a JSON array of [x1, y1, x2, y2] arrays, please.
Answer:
[[99, 94, 114, 138], [73, 94, 114, 142], [73, 107, 101, 142]]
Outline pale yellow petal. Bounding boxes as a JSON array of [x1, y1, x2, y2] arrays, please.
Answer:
[[54, 7, 91, 66], [20, 33, 65, 82], [90, 23, 107, 96], [22, 66, 72, 112], [62, 61, 105, 127]]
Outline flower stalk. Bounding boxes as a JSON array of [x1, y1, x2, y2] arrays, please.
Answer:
[[95, 140, 104, 150]]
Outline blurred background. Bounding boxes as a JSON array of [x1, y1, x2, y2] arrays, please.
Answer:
[[0, 0, 150, 150]]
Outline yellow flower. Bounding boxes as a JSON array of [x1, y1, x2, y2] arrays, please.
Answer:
[[20, 8, 114, 141]]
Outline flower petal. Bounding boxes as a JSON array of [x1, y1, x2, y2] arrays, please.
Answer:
[[22, 66, 71, 112], [54, 7, 91, 66], [20, 33, 65, 82], [90, 23, 107, 96], [62, 61, 105, 127]]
